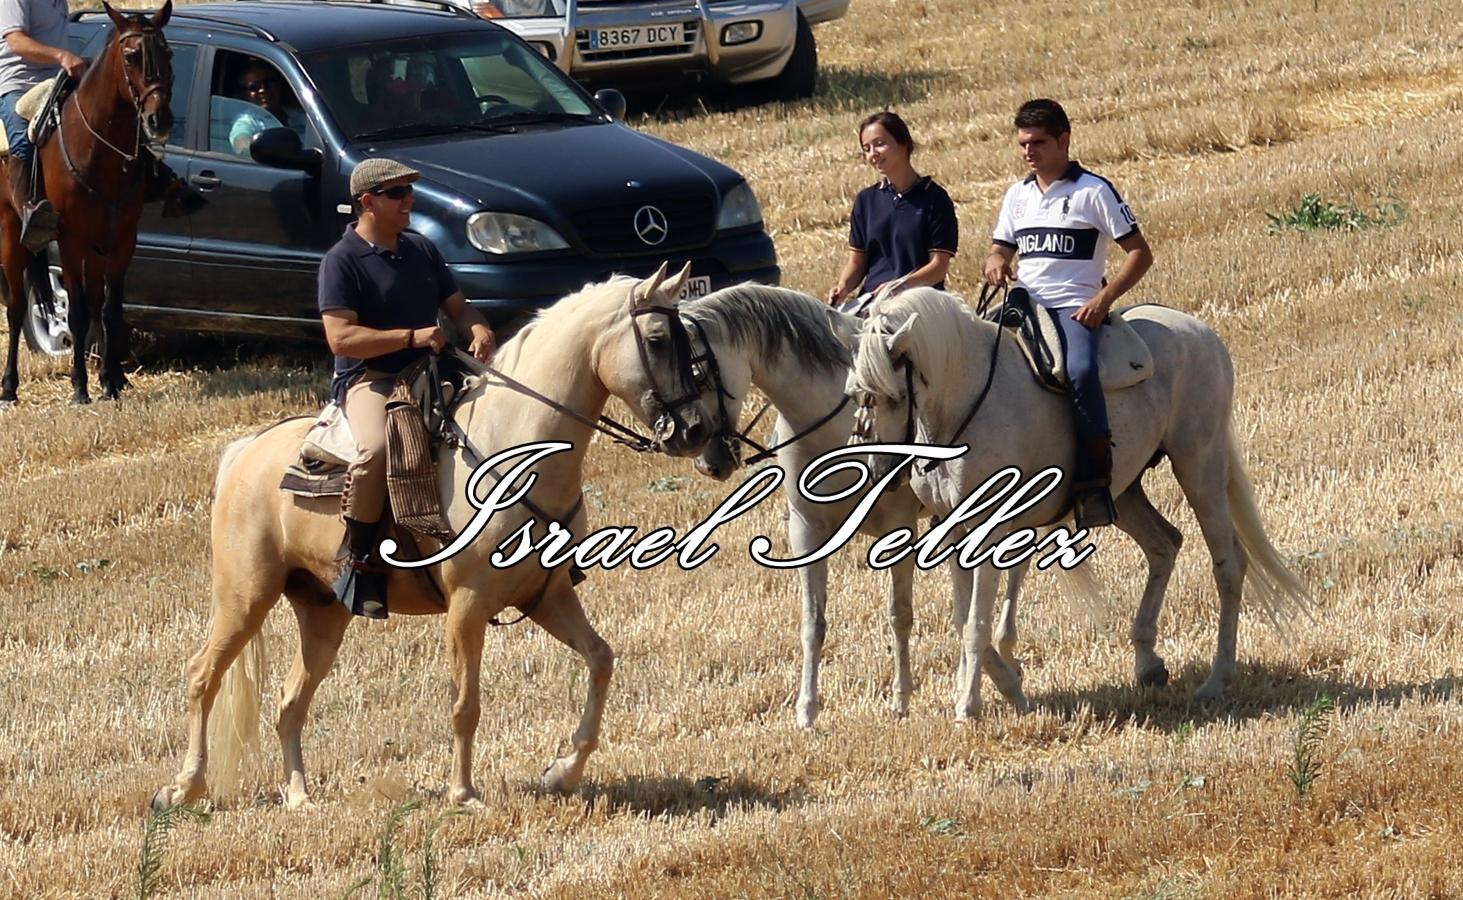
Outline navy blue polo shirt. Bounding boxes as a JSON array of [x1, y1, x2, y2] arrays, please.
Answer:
[[849, 176, 958, 295], [318, 224, 459, 399]]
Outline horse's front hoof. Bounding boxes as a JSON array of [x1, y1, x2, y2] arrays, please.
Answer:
[[1137, 662, 1170, 688], [540, 758, 582, 796], [149, 785, 184, 813], [71, 391, 91, 406], [0, 397, 14, 410]]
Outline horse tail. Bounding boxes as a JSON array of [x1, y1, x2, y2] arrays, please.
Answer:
[[1052, 560, 1113, 637], [1225, 424, 1313, 628], [206, 628, 267, 797], [204, 434, 269, 796]]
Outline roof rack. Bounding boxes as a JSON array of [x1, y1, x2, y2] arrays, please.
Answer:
[[358, 0, 479, 20], [71, 9, 280, 42]]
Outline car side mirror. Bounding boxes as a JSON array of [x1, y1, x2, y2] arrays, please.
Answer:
[[593, 88, 626, 121], [250, 127, 322, 175]]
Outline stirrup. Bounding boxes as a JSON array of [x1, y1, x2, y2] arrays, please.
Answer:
[[332, 557, 389, 619], [1073, 488, 1118, 530]]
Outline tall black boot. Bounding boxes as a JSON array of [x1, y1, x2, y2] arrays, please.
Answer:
[[1072, 433, 1118, 530], [332, 517, 388, 619], [7, 156, 57, 252]]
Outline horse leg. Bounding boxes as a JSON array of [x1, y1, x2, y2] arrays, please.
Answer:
[[1170, 448, 1246, 702], [947, 560, 972, 709], [1112, 481, 1184, 688], [886, 555, 915, 717], [99, 272, 129, 400], [792, 513, 830, 728], [60, 247, 89, 405], [150, 577, 278, 810], [0, 228, 24, 405], [275, 592, 351, 810], [531, 582, 614, 796], [995, 560, 1027, 674], [444, 594, 491, 806], [978, 565, 1031, 714]]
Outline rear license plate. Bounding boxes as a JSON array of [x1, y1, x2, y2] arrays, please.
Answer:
[[677, 276, 711, 302], [587, 24, 685, 51]]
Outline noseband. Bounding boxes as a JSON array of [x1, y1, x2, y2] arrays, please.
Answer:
[[629, 300, 702, 441]]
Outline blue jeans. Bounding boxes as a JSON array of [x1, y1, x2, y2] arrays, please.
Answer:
[[0, 89, 33, 162], [1053, 309, 1110, 440]]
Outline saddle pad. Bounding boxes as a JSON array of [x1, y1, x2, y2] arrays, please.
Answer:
[[300, 401, 361, 468], [1006, 305, 1153, 394], [280, 460, 347, 498], [0, 79, 61, 154]]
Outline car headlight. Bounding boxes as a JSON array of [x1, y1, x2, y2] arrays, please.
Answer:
[[716, 182, 763, 230], [467, 212, 569, 254]]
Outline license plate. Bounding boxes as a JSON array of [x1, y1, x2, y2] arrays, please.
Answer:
[[587, 24, 685, 51], [677, 276, 711, 302]]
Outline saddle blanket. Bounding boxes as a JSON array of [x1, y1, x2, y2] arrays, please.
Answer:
[[991, 298, 1154, 394]]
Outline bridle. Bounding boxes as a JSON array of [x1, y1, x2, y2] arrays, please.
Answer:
[[682, 316, 852, 469]]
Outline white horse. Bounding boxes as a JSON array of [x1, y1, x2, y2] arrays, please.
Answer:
[[151, 264, 715, 811], [683, 285, 1105, 725], [847, 287, 1310, 716]]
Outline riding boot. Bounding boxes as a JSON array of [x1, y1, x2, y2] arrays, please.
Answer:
[[1071, 433, 1118, 530], [7, 156, 58, 253], [332, 517, 389, 619]]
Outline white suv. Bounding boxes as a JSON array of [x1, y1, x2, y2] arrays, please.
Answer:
[[449, 0, 848, 100]]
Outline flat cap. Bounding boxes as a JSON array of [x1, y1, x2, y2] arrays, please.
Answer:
[[349, 157, 420, 197]]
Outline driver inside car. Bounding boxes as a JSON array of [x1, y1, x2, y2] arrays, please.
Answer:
[[229, 58, 307, 154]]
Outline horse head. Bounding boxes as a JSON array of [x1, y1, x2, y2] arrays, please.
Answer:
[[103, 0, 174, 144], [594, 262, 713, 457]]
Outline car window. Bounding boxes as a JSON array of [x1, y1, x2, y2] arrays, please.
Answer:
[[166, 44, 199, 146], [207, 52, 308, 157], [299, 30, 593, 142]]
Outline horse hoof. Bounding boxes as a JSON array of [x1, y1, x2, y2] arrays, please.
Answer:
[[149, 786, 181, 813], [1193, 680, 1228, 704], [540, 759, 581, 796], [0, 398, 14, 410], [71, 392, 91, 406], [795, 700, 820, 729], [1138, 663, 1170, 688]]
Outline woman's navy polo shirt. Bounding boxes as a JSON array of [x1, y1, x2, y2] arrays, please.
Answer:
[[318, 225, 459, 399], [849, 176, 959, 294]]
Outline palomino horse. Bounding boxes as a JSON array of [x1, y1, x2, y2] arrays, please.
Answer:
[[683, 285, 1106, 725], [847, 287, 1310, 716], [1, 1, 174, 406], [151, 266, 714, 811]]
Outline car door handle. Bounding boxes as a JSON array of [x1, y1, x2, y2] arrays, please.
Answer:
[[190, 171, 222, 189]]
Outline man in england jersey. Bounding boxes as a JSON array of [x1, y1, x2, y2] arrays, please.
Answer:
[[983, 99, 1154, 529]]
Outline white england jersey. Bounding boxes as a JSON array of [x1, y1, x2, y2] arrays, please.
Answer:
[[992, 162, 1139, 309]]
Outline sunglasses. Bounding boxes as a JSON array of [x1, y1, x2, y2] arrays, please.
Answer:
[[241, 77, 283, 92], [367, 184, 414, 200]]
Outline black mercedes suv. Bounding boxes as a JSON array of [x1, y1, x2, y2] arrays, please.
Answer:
[[22, 0, 779, 353]]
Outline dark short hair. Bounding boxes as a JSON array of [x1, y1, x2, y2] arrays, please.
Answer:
[[858, 111, 916, 154], [1014, 99, 1071, 137]]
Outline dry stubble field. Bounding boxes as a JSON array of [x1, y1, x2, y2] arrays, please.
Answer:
[[3, 0, 1463, 896]]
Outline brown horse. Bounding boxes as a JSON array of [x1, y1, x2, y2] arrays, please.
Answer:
[[0, 1, 174, 406]]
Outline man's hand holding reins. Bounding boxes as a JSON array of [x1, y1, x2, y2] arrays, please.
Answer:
[[58, 51, 89, 79], [983, 244, 1015, 286], [467, 325, 495, 364]]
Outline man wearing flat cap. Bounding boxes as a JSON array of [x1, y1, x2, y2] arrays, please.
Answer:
[[319, 157, 496, 618]]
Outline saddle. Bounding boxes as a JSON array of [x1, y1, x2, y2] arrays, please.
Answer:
[[280, 356, 466, 541], [986, 288, 1153, 394], [0, 74, 69, 156]]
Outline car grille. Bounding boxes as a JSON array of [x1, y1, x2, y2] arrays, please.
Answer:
[[571, 195, 716, 256], [575, 20, 699, 62]]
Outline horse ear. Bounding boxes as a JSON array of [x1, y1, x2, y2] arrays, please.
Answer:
[[151, 0, 173, 29], [633, 261, 669, 306], [103, 1, 127, 29], [658, 261, 693, 306], [883, 313, 920, 359]]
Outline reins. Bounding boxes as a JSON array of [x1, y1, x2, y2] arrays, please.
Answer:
[[913, 283, 1011, 474]]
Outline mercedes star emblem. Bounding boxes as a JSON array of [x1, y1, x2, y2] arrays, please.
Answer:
[[633, 205, 668, 246]]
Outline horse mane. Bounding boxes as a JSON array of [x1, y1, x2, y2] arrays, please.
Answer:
[[458, 274, 638, 394], [853, 287, 985, 402], [681, 284, 854, 375]]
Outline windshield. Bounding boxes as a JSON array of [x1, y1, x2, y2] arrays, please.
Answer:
[[299, 31, 595, 142]]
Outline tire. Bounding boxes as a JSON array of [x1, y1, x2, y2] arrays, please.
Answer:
[[20, 246, 72, 357], [765, 12, 817, 102]]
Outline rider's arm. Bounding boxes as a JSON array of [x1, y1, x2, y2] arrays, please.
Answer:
[[828, 247, 866, 304], [983, 243, 1015, 285], [899, 249, 953, 290], [441, 291, 495, 362], [322, 309, 437, 358], [1071, 231, 1152, 327], [3, 31, 86, 77]]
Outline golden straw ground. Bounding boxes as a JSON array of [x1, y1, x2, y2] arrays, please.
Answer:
[[2, 0, 1462, 895]]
